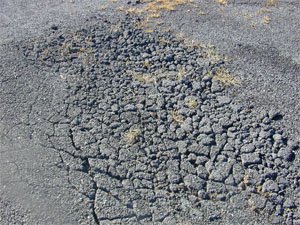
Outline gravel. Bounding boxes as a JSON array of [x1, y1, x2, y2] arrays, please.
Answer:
[[1, 12, 299, 224]]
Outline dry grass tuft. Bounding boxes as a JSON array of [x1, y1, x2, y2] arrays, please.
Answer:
[[158, 37, 169, 44], [209, 69, 240, 86], [186, 99, 198, 108], [242, 175, 250, 187], [145, 28, 154, 33], [175, 32, 185, 40], [217, 0, 228, 5], [143, 60, 151, 67], [263, 15, 271, 24], [120, 0, 199, 30], [110, 23, 122, 33], [203, 48, 229, 64], [177, 67, 187, 80], [145, 0, 187, 13], [249, 202, 259, 213], [121, 0, 191, 16], [183, 39, 201, 48], [148, 13, 161, 18], [256, 185, 270, 198], [98, 6, 107, 10], [248, 22, 257, 27], [260, 8, 272, 13], [172, 108, 185, 123], [243, 12, 253, 20], [125, 128, 141, 145], [116, 6, 124, 11], [125, 7, 138, 14], [266, 0, 277, 6], [180, 39, 226, 65], [131, 71, 157, 84]]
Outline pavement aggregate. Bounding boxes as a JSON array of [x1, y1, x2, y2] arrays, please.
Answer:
[[1, 7, 300, 225]]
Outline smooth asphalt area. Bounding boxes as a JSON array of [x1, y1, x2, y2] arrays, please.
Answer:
[[0, 0, 300, 224]]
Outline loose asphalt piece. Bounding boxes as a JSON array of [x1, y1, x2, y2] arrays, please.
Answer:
[[0, 0, 300, 224]]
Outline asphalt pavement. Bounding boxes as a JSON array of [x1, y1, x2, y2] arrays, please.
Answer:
[[0, 0, 299, 224]]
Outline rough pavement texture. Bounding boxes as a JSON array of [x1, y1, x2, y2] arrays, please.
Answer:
[[158, 0, 300, 140], [0, 0, 300, 225]]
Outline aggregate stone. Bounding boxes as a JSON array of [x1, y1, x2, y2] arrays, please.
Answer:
[[241, 153, 261, 166], [268, 193, 284, 205], [283, 198, 295, 209], [277, 147, 295, 162], [240, 143, 256, 153], [263, 168, 278, 179], [8, 12, 299, 224], [198, 124, 213, 134], [196, 165, 209, 180], [95, 190, 135, 220], [183, 174, 206, 191], [211, 80, 223, 93], [216, 96, 231, 106], [198, 134, 215, 146], [224, 174, 235, 186], [209, 161, 232, 182], [181, 160, 196, 175], [223, 142, 234, 151], [262, 180, 280, 193], [206, 181, 227, 196], [177, 140, 188, 154], [293, 219, 300, 225], [273, 134, 283, 142], [248, 194, 267, 210]]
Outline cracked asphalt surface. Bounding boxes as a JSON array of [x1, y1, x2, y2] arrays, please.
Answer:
[[1, 0, 300, 224]]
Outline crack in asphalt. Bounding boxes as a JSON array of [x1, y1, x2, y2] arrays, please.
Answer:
[[1, 9, 300, 224]]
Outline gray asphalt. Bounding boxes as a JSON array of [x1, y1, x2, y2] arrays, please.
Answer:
[[0, 0, 299, 224]]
